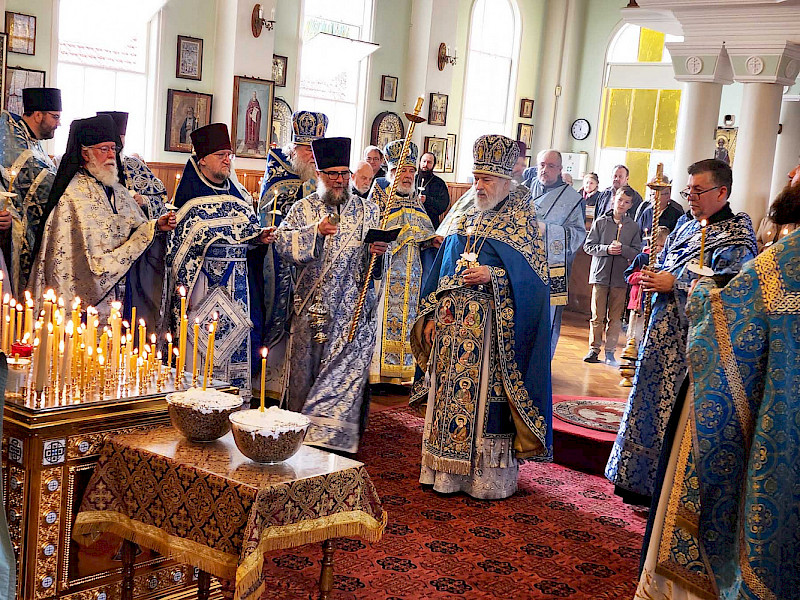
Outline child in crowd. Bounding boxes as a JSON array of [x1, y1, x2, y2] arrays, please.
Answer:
[[583, 186, 642, 366], [624, 226, 670, 346]]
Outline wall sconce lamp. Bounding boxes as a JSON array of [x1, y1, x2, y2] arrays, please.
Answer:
[[437, 43, 457, 70], [252, 4, 275, 37]]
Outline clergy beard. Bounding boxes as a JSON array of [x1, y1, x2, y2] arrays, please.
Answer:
[[319, 181, 351, 207], [769, 182, 800, 225], [290, 152, 316, 181], [351, 181, 370, 196], [84, 155, 119, 187], [475, 194, 504, 212], [394, 180, 415, 195]]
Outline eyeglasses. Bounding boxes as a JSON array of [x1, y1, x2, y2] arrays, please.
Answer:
[[85, 144, 120, 155], [209, 151, 235, 161], [320, 170, 351, 180], [45, 112, 62, 121], [680, 186, 720, 201]]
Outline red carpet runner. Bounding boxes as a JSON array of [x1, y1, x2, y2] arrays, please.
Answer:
[[262, 407, 646, 599]]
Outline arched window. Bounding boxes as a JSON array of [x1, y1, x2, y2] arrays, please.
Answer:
[[457, 0, 520, 180], [297, 0, 375, 161], [596, 24, 683, 194]]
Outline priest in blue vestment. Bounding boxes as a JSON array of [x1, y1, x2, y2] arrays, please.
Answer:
[[410, 134, 552, 500], [636, 161, 800, 599], [275, 136, 388, 454], [97, 111, 167, 218], [166, 123, 276, 400], [529, 149, 586, 357], [0, 87, 62, 294], [606, 159, 757, 506]]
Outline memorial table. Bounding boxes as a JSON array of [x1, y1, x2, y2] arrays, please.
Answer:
[[72, 427, 386, 600]]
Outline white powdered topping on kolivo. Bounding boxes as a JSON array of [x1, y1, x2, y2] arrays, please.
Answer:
[[166, 388, 243, 414], [229, 407, 310, 439]]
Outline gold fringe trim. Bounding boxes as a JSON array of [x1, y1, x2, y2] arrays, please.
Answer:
[[74, 508, 387, 600], [421, 450, 471, 476], [73, 511, 238, 580], [235, 510, 387, 600]]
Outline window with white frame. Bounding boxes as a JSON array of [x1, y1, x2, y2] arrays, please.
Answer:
[[457, 0, 519, 180], [297, 0, 374, 159], [54, 0, 152, 156]]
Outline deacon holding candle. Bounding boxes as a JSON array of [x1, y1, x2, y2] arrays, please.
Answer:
[[607, 159, 757, 506]]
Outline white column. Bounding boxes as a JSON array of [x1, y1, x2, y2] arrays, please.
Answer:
[[730, 82, 783, 220], [211, 0, 237, 125], [671, 81, 723, 198], [769, 99, 800, 199]]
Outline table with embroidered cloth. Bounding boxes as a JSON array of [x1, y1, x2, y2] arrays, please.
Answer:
[[71, 426, 387, 600]]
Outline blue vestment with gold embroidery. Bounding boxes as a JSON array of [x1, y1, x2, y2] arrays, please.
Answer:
[[257, 147, 316, 219], [647, 231, 800, 599], [606, 207, 756, 500], [410, 185, 553, 467]]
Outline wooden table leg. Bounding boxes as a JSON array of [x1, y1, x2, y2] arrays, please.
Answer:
[[318, 539, 335, 600], [197, 570, 211, 600], [121, 540, 136, 600]]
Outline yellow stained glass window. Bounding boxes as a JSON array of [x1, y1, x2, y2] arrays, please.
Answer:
[[653, 89, 681, 151], [628, 89, 658, 149], [602, 89, 632, 149], [637, 28, 665, 63], [625, 151, 650, 195]]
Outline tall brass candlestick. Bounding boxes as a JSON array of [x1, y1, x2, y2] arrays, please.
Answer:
[[698, 219, 708, 269], [347, 95, 426, 342]]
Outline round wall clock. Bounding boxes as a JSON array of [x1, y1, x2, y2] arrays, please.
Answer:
[[371, 111, 405, 149], [571, 118, 591, 141]]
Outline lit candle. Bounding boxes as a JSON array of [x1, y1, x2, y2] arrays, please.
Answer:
[[130, 306, 136, 343], [62, 321, 74, 390], [177, 286, 188, 378], [7, 300, 15, 347], [35, 296, 53, 393], [270, 189, 279, 228], [698, 219, 708, 269], [615, 222, 623, 242], [24, 294, 33, 341], [98, 354, 106, 396], [110, 301, 122, 372], [1, 294, 9, 352], [166, 332, 173, 369], [192, 317, 200, 385], [138, 319, 146, 358], [782, 228, 789, 236], [203, 323, 215, 390], [15, 303, 22, 343], [259, 347, 268, 412]]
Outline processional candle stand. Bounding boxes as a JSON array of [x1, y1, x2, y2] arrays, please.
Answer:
[[619, 163, 670, 387]]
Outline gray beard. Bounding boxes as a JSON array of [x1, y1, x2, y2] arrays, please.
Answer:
[[321, 186, 350, 207], [290, 153, 316, 181], [85, 160, 119, 187], [475, 195, 503, 212]]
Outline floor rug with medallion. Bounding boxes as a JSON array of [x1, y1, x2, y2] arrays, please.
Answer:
[[260, 407, 646, 599]]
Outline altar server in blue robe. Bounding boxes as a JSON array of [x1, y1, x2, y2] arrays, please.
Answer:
[[410, 134, 552, 500], [166, 123, 276, 400], [605, 159, 756, 505], [636, 160, 800, 599], [529, 149, 586, 357]]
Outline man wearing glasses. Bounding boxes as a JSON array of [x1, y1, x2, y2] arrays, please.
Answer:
[[605, 158, 757, 507], [166, 123, 277, 401], [275, 136, 388, 454], [31, 114, 176, 323], [0, 87, 63, 295], [368, 140, 437, 386]]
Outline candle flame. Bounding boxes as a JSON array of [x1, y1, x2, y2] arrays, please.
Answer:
[[700, 219, 707, 227], [261, 347, 268, 358], [139, 318, 145, 326], [195, 317, 200, 324], [98, 355, 105, 365], [166, 332, 173, 343], [212, 311, 219, 321], [173, 348, 180, 357], [66, 321, 74, 335], [783, 228, 789, 235], [3, 293, 9, 303], [150, 333, 157, 343], [179, 286, 186, 297], [156, 351, 162, 360]]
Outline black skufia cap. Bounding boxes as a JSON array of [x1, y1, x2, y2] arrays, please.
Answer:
[[97, 111, 129, 136], [22, 87, 62, 112], [312, 137, 351, 170], [191, 123, 231, 159]]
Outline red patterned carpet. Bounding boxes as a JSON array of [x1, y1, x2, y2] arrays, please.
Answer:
[[261, 407, 647, 599]]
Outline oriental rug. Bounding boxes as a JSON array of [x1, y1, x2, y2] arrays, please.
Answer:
[[261, 407, 646, 599], [553, 396, 626, 434]]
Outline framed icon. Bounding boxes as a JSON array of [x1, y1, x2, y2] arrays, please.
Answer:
[[424, 136, 448, 174], [164, 89, 213, 153], [380, 75, 398, 102], [428, 93, 448, 126], [231, 76, 275, 159], [5, 12, 36, 55], [176, 35, 203, 81], [5, 66, 45, 116], [519, 98, 534, 119], [517, 123, 533, 149], [370, 112, 405, 149], [272, 55, 288, 87], [445, 133, 457, 174]]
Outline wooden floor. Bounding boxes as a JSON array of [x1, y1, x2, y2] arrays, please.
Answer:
[[371, 310, 629, 411]]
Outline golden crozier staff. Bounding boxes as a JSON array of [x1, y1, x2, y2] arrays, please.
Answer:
[[641, 164, 670, 334], [347, 96, 426, 342]]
